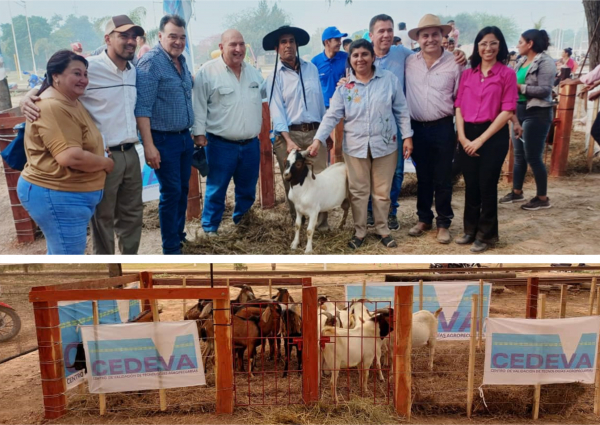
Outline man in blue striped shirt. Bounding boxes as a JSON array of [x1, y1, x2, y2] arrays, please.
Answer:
[[135, 14, 194, 255]]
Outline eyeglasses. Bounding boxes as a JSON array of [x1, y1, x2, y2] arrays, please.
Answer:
[[478, 41, 500, 49]]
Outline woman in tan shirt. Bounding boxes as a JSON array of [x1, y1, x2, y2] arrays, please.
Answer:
[[17, 50, 113, 254]]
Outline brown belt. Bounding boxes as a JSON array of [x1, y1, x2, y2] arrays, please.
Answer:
[[289, 122, 320, 132]]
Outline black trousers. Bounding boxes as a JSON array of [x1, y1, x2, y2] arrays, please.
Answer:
[[591, 111, 600, 147], [459, 122, 509, 244]]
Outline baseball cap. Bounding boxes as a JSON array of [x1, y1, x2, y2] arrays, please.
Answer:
[[104, 15, 144, 36], [322, 27, 348, 42]]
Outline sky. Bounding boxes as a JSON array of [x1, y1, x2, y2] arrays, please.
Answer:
[[0, 0, 588, 44]]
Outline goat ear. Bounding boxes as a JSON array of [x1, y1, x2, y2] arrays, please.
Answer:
[[310, 166, 316, 180], [300, 149, 310, 158]]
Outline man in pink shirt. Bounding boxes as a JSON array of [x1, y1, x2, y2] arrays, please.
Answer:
[[405, 14, 464, 244]]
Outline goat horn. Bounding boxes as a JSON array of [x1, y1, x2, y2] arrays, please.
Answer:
[[300, 150, 310, 158]]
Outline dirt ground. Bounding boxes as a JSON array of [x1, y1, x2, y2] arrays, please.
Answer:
[[0, 266, 599, 424], [1, 131, 599, 255]]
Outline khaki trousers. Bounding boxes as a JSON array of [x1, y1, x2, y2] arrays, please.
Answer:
[[344, 149, 398, 239], [274, 129, 328, 227], [91, 146, 143, 255]]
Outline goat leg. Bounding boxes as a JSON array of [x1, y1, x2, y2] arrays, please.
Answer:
[[304, 212, 318, 254], [340, 198, 350, 229], [291, 214, 302, 250]]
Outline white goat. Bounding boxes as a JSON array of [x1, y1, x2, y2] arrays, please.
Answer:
[[348, 300, 388, 382], [283, 149, 350, 254], [320, 312, 392, 402], [412, 308, 442, 371]]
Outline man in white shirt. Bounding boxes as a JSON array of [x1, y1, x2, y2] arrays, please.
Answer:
[[192, 29, 265, 236], [20, 15, 145, 255]]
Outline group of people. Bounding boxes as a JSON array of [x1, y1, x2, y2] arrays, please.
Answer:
[[16, 11, 567, 255]]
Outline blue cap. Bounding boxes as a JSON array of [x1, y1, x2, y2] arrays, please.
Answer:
[[322, 26, 348, 42]]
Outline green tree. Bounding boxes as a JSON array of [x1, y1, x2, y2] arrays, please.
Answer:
[[533, 17, 546, 30], [0, 15, 52, 72], [438, 13, 519, 46], [34, 38, 54, 65], [49, 15, 104, 54], [224, 0, 291, 57]]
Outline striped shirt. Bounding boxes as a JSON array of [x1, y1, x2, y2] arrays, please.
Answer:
[[134, 43, 194, 132], [405, 50, 464, 122], [80, 51, 138, 148]]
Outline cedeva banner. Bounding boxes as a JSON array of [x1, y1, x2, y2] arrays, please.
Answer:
[[58, 283, 141, 389], [345, 281, 492, 339], [80, 321, 205, 393], [483, 316, 600, 385]]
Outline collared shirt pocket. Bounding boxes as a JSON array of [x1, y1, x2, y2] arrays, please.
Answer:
[[217, 86, 236, 107], [248, 82, 261, 104]]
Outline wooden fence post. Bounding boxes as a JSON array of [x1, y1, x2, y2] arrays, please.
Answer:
[[31, 286, 67, 420], [467, 294, 478, 418], [302, 286, 319, 404], [259, 102, 275, 209], [550, 83, 577, 177], [330, 120, 344, 164], [182, 277, 187, 318], [394, 286, 412, 419], [589, 277, 597, 316], [526, 277, 539, 319], [214, 289, 233, 414], [186, 167, 201, 220], [92, 301, 107, 415], [533, 294, 546, 420], [151, 300, 167, 411], [478, 279, 484, 350], [418, 280, 423, 310], [559, 285, 567, 318], [595, 287, 600, 415], [140, 272, 153, 313]]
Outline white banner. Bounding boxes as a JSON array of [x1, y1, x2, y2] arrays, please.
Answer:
[[483, 316, 600, 385], [135, 144, 160, 203], [346, 281, 492, 340], [80, 321, 205, 394]]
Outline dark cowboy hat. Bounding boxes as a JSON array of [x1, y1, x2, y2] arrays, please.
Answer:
[[262, 26, 310, 51]]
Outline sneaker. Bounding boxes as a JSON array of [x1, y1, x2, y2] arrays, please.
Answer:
[[499, 191, 525, 204], [367, 210, 375, 227], [204, 230, 219, 238], [387, 214, 399, 230], [521, 196, 552, 211]]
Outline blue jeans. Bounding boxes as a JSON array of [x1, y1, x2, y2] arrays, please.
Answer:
[[410, 120, 456, 228], [202, 134, 260, 232], [151, 130, 194, 255], [17, 178, 102, 255], [512, 104, 553, 197], [368, 130, 404, 216]]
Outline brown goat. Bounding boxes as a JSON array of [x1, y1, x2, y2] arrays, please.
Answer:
[[235, 303, 283, 362], [280, 304, 302, 377]]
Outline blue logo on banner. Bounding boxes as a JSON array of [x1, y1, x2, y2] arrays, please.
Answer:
[[346, 284, 490, 335], [491, 333, 597, 370], [142, 163, 159, 186], [87, 334, 198, 376], [59, 300, 141, 379]]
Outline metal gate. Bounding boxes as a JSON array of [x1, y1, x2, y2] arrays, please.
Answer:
[[232, 301, 304, 406], [318, 300, 393, 405]]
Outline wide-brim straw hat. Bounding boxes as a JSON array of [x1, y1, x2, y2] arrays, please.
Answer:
[[262, 26, 310, 51], [408, 14, 452, 41]]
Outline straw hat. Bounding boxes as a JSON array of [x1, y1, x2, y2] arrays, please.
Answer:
[[408, 14, 452, 41]]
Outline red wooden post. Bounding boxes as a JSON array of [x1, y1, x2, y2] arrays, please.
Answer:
[[259, 102, 275, 209], [31, 286, 67, 419], [394, 286, 412, 419], [525, 277, 539, 319], [0, 115, 37, 243], [214, 293, 234, 414], [186, 167, 201, 220], [550, 84, 577, 177], [140, 272, 153, 313], [329, 120, 344, 164], [503, 136, 515, 184], [302, 286, 319, 404]]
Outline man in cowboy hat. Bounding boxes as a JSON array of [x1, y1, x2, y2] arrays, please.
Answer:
[[364, 14, 467, 233], [405, 14, 464, 244], [311, 26, 348, 108], [20, 15, 146, 255], [264, 25, 331, 229], [192, 29, 265, 237]]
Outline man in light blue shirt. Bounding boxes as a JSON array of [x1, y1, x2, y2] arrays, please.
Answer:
[[366, 14, 415, 231], [264, 26, 330, 228], [311, 26, 348, 108]]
